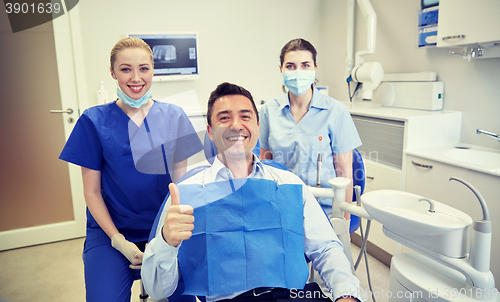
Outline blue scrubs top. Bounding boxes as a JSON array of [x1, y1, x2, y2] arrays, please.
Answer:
[[59, 100, 203, 243], [259, 87, 362, 208]]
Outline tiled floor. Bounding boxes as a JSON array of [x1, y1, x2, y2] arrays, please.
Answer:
[[0, 237, 390, 302]]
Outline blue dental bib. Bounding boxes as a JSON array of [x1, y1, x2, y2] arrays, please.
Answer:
[[177, 178, 309, 297]]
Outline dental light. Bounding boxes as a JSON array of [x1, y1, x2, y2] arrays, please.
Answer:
[[346, 0, 384, 101]]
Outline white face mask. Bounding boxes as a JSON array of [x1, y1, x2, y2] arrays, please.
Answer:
[[282, 70, 316, 96]]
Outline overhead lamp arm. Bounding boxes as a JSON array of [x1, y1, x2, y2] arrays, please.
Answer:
[[346, 0, 384, 101]]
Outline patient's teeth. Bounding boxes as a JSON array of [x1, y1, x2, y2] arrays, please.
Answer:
[[228, 136, 245, 141]]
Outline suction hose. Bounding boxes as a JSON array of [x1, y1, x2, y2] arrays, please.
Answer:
[[449, 177, 492, 274], [352, 185, 376, 302], [449, 177, 490, 221]]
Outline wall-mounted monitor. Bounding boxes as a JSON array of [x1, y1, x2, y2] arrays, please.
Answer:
[[127, 32, 199, 82]]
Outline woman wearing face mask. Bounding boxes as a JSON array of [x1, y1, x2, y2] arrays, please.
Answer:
[[259, 38, 361, 217], [59, 37, 203, 301]]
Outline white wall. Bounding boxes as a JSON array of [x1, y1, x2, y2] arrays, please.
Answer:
[[77, 0, 325, 113], [322, 0, 500, 150], [76, 0, 500, 149]]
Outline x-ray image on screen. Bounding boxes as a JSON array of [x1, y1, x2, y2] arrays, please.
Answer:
[[153, 45, 177, 63], [128, 32, 199, 81]]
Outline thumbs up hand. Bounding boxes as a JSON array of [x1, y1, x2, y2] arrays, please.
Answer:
[[162, 183, 194, 247]]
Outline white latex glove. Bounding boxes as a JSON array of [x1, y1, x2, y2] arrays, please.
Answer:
[[111, 233, 144, 269]]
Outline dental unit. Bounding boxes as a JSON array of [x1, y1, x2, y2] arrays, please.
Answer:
[[312, 173, 497, 301]]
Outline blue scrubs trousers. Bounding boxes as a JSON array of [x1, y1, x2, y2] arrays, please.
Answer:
[[83, 233, 193, 302], [83, 237, 145, 302]]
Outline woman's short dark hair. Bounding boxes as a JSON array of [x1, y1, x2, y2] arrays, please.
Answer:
[[279, 38, 317, 67], [207, 82, 259, 127]]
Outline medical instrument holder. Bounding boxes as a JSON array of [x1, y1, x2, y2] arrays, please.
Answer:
[[308, 182, 372, 220], [308, 178, 372, 273]]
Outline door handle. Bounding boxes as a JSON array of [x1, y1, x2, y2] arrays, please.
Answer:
[[412, 160, 433, 169], [50, 108, 73, 114], [442, 34, 466, 41]]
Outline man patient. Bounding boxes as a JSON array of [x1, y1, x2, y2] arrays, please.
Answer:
[[141, 82, 362, 302]]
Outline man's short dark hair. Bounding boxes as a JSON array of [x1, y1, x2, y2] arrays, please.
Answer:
[[207, 82, 259, 127]]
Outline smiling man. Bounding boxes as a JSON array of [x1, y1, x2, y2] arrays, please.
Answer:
[[206, 84, 260, 179], [142, 82, 362, 302]]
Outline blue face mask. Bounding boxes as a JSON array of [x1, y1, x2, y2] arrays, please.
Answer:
[[282, 70, 316, 96], [117, 87, 152, 109]]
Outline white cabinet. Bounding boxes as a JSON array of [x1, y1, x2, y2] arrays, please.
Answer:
[[405, 154, 500, 288], [364, 161, 401, 192], [362, 162, 402, 256], [437, 0, 500, 47]]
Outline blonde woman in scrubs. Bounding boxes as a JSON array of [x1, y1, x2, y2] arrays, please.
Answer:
[[59, 37, 202, 301], [259, 38, 362, 218]]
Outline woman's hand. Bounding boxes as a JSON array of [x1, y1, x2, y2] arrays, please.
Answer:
[[82, 167, 143, 268], [111, 233, 144, 269]]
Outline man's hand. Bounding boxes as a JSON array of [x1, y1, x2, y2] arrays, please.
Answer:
[[162, 183, 194, 247]]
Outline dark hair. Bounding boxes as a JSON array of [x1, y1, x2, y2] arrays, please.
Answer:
[[207, 82, 259, 127], [279, 38, 317, 67]]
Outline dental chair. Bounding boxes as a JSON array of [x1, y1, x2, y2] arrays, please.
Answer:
[[143, 133, 365, 301], [250, 138, 365, 235]]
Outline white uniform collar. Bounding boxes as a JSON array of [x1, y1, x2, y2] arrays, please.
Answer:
[[277, 86, 329, 111]]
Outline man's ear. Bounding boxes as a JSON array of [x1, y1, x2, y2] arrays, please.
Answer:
[[207, 125, 213, 141]]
